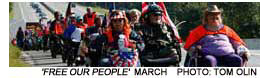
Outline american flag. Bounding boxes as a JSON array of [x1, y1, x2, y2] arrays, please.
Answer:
[[111, 50, 139, 67], [104, 2, 117, 27]]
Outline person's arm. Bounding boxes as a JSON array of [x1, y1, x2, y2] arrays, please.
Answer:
[[230, 38, 242, 51], [95, 34, 109, 54], [83, 14, 87, 24], [230, 38, 250, 57], [49, 21, 55, 34], [129, 31, 145, 52]]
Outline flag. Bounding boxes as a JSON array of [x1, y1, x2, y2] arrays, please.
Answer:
[[102, 14, 107, 28], [109, 2, 116, 13], [111, 50, 139, 67], [141, 2, 149, 17], [104, 2, 117, 27], [156, 2, 182, 43], [65, 2, 72, 18]]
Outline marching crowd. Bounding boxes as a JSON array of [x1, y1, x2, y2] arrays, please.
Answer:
[[14, 3, 250, 67]]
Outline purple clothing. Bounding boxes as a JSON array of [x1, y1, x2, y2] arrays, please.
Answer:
[[197, 54, 242, 67], [188, 24, 244, 67], [192, 25, 241, 56], [197, 34, 236, 56]]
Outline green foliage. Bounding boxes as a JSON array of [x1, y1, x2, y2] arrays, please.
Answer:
[[216, 3, 260, 38], [165, 2, 260, 40], [9, 2, 13, 13], [165, 2, 208, 40], [9, 44, 30, 67], [76, 2, 141, 12], [9, 2, 14, 19]]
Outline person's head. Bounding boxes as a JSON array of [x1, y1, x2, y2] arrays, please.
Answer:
[[129, 9, 141, 23], [70, 13, 76, 24], [60, 14, 64, 20], [94, 16, 103, 27], [54, 11, 61, 20], [203, 5, 223, 27], [18, 27, 22, 31], [87, 7, 92, 14], [109, 10, 130, 32], [76, 16, 83, 23], [144, 4, 163, 24]]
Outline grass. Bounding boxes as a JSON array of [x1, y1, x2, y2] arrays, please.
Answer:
[[77, 4, 109, 15], [9, 44, 30, 67], [91, 6, 109, 15], [9, 2, 14, 20], [9, 10, 14, 20]]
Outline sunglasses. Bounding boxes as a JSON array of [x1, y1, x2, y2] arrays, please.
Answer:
[[111, 19, 124, 23], [208, 12, 221, 16]]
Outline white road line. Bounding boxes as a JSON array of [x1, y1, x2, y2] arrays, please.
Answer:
[[18, 3, 26, 22], [251, 53, 260, 56]]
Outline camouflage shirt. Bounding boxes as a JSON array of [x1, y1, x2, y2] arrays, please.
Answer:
[[140, 22, 176, 58]]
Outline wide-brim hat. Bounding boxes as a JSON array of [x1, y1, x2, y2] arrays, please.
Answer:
[[205, 5, 222, 13]]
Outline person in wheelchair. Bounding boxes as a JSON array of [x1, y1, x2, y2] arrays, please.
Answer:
[[97, 10, 144, 67], [184, 5, 250, 67], [139, 4, 182, 67]]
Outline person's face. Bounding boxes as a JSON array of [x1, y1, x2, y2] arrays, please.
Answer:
[[149, 14, 162, 24], [96, 18, 103, 27], [112, 19, 124, 32], [55, 13, 60, 20], [130, 12, 139, 22], [70, 17, 76, 24], [207, 13, 222, 26], [87, 8, 92, 13]]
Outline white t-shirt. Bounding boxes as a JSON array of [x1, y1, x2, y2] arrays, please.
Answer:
[[71, 28, 83, 42]]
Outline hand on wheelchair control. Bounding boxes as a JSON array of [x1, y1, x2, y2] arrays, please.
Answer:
[[187, 45, 202, 56], [237, 45, 250, 58]]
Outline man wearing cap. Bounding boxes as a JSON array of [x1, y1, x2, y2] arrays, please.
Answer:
[[184, 5, 250, 67], [140, 4, 181, 67]]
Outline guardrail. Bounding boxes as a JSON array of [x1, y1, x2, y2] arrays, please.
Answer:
[[39, 2, 55, 15], [244, 39, 260, 50]]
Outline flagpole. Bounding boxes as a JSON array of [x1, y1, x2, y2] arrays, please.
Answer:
[[113, 2, 116, 11]]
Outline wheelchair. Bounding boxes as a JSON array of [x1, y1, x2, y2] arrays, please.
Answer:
[[140, 39, 182, 67], [184, 46, 248, 67]]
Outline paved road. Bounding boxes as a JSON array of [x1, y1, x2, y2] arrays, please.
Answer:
[[21, 48, 260, 67], [44, 2, 87, 17], [10, 2, 66, 67], [22, 50, 67, 67], [9, 2, 54, 40]]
